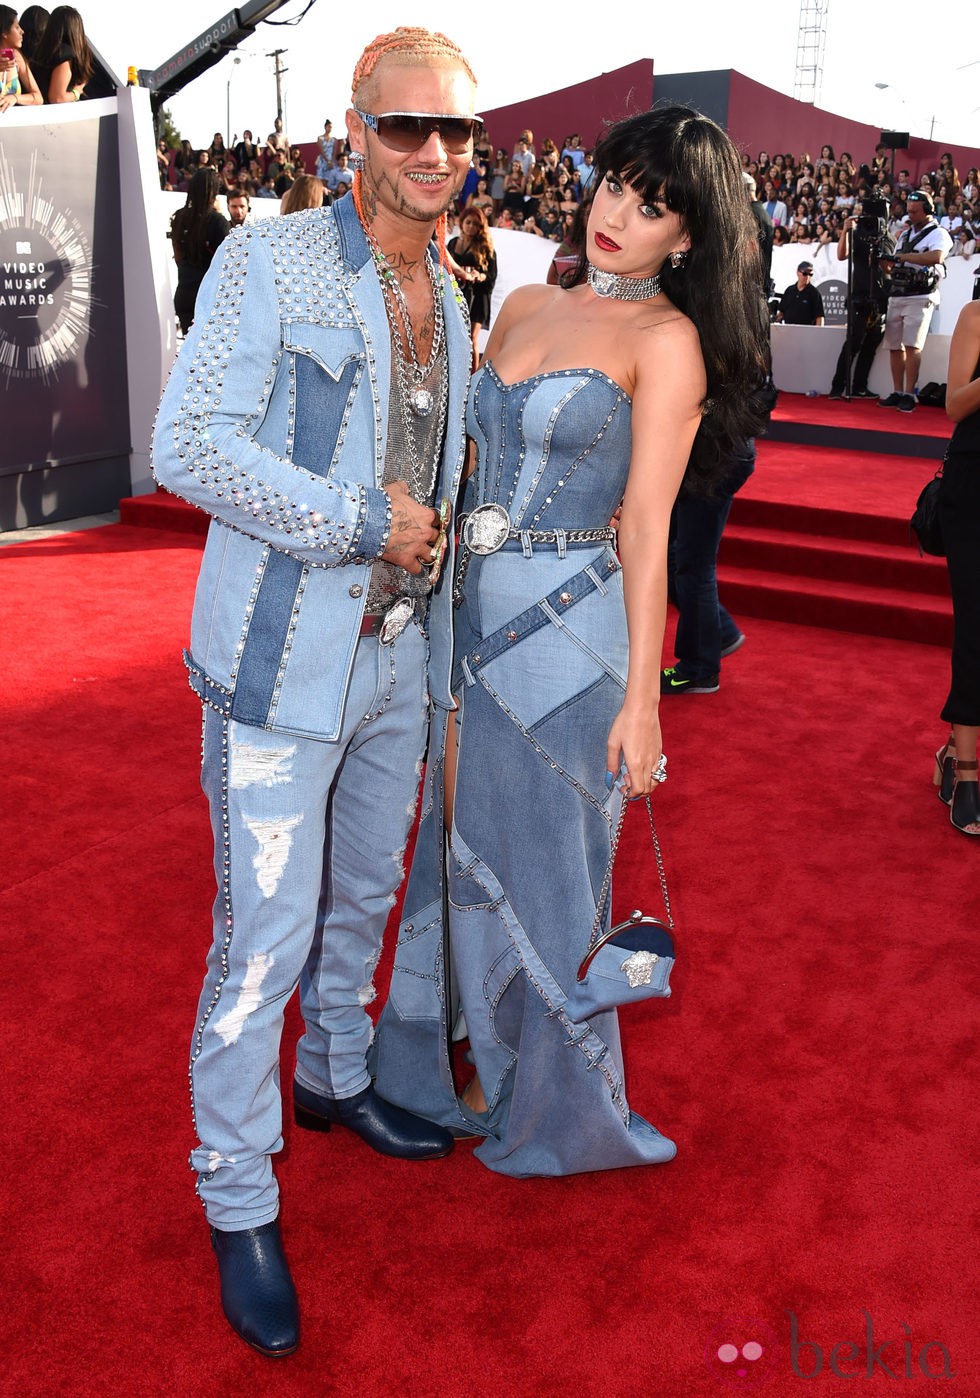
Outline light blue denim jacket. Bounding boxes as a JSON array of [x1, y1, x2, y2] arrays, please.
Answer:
[[152, 196, 470, 740]]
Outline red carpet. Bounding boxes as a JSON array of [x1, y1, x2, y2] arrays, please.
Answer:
[[2, 523, 976, 1395]]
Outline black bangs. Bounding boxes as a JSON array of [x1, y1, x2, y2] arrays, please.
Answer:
[[598, 143, 674, 209], [594, 110, 703, 218]]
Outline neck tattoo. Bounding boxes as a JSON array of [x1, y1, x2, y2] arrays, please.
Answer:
[[587, 263, 663, 301]]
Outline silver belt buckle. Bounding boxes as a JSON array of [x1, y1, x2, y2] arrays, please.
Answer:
[[462, 502, 511, 556], [379, 597, 415, 645]]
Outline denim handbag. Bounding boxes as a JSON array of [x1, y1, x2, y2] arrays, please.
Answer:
[[564, 796, 676, 1024]]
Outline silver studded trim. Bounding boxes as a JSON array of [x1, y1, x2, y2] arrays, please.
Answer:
[[188, 712, 234, 1144]]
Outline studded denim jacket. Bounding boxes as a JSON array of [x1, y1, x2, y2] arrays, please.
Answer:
[[151, 196, 471, 741]]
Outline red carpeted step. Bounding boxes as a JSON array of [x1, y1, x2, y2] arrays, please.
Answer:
[[719, 438, 951, 643], [731, 493, 913, 546], [717, 560, 952, 646], [119, 489, 208, 537], [771, 390, 951, 439], [721, 522, 949, 595], [767, 392, 951, 458]]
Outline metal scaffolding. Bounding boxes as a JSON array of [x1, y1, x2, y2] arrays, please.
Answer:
[[794, 0, 829, 104]]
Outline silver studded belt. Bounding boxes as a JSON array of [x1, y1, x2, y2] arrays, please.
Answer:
[[459, 503, 616, 557]]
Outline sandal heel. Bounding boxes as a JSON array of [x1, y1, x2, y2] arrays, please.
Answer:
[[934, 739, 956, 805]]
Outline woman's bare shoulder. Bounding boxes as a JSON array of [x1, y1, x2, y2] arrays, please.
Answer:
[[500, 283, 563, 314], [633, 302, 702, 362], [954, 299, 980, 332], [491, 282, 563, 334], [631, 305, 705, 397]]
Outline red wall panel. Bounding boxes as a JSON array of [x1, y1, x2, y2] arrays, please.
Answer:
[[479, 59, 653, 162]]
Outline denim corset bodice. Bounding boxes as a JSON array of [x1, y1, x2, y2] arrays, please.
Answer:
[[466, 364, 632, 528]]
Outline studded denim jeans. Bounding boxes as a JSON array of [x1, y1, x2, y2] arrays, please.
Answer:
[[188, 623, 429, 1230]]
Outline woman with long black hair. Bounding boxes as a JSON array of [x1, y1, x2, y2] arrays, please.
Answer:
[[30, 3, 89, 102], [169, 167, 229, 335], [934, 301, 980, 835], [374, 104, 770, 1176]]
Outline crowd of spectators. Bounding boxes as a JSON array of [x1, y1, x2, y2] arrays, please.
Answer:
[[158, 121, 980, 312], [745, 143, 980, 255], [159, 115, 332, 204], [464, 127, 597, 240]]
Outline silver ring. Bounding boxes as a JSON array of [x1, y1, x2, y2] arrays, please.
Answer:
[[651, 754, 667, 784]]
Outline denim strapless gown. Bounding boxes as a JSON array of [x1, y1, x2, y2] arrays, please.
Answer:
[[372, 364, 677, 1176]]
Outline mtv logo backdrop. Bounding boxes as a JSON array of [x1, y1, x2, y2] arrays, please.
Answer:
[[0, 104, 130, 528]]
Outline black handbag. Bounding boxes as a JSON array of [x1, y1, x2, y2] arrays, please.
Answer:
[[910, 463, 945, 557], [564, 796, 676, 1024]]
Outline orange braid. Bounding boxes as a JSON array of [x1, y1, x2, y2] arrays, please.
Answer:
[[435, 214, 449, 273], [350, 26, 476, 104], [352, 168, 368, 232]]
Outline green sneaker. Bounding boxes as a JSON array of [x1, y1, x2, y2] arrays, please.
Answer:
[[660, 667, 720, 694]]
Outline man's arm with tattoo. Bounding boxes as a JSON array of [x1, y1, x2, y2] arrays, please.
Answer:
[[381, 480, 440, 573]]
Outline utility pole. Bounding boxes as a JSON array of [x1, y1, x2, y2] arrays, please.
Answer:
[[266, 48, 288, 123]]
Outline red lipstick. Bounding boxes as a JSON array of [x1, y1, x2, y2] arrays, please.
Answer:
[[594, 231, 621, 252]]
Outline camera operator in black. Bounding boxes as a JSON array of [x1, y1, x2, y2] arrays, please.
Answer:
[[829, 198, 894, 399]]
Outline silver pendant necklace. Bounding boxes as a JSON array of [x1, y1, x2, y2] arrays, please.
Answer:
[[368, 237, 446, 417], [587, 263, 663, 301], [367, 235, 448, 504]]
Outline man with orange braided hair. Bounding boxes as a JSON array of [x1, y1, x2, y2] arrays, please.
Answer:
[[152, 25, 479, 1358]]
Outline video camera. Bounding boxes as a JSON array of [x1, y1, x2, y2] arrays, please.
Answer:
[[855, 196, 889, 246], [850, 196, 893, 307]]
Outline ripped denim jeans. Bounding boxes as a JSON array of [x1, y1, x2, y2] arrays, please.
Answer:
[[188, 622, 429, 1229]]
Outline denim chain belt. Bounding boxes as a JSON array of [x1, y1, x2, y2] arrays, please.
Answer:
[[454, 504, 617, 606], [459, 503, 616, 556]]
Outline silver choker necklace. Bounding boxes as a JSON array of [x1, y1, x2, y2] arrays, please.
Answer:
[[587, 264, 662, 301]]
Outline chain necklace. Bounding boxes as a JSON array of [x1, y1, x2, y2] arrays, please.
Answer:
[[366, 230, 446, 417], [587, 263, 663, 301], [391, 332, 447, 510]]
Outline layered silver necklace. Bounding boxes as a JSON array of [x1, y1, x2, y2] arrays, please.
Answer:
[[361, 224, 448, 513], [587, 263, 662, 301], [369, 235, 446, 418]]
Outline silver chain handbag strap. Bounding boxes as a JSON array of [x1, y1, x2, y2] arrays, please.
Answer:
[[588, 795, 674, 950]]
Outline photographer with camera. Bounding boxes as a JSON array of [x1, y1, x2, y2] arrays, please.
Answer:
[[878, 190, 952, 412], [829, 199, 894, 399]]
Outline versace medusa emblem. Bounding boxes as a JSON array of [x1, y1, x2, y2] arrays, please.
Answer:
[[620, 949, 659, 988]]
